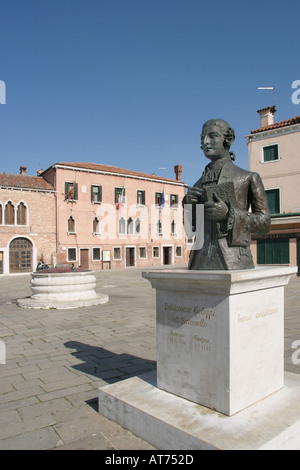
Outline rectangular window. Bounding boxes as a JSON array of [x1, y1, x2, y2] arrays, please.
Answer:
[[139, 247, 147, 259], [115, 187, 126, 204], [266, 188, 280, 214], [176, 246, 182, 257], [137, 190, 145, 205], [152, 246, 160, 258], [92, 247, 101, 261], [155, 192, 162, 206], [91, 185, 102, 203], [65, 182, 78, 201], [257, 238, 289, 265], [263, 144, 279, 162], [113, 247, 122, 260], [170, 194, 178, 208], [67, 248, 77, 262]]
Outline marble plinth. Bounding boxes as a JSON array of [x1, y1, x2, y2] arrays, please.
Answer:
[[142, 266, 297, 416], [99, 370, 300, 450]]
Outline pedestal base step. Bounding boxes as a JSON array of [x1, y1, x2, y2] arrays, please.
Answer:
[[98, 370, 300, 450]]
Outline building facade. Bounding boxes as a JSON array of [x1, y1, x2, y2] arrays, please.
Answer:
[[41, 162, 189, 270], [246, 107, 300, 274], [0, 167, 57, 275]]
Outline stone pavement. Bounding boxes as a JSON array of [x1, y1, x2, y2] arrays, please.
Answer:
[[0, 266, 299, 450]]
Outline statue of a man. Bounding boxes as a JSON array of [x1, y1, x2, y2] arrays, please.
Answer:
[[184, 119, 270, 270]]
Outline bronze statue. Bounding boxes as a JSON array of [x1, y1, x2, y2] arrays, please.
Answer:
[[184, 119, 270, 270]]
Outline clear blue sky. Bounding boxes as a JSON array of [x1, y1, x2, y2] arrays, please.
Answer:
[[1, 0, 300, 186]]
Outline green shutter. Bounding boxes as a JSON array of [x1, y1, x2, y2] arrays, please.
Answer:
[[263, 144, 278, 162], [257, 239, 289, 265], [266, 189, 280, 214]]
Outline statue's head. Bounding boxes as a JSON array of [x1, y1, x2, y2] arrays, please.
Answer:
[[201, 119, 235, 161]]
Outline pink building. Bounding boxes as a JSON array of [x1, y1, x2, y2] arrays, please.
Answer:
[[0, 166, 56, 275], [42, 162, 189, 270], [246, 107, 300, 274]]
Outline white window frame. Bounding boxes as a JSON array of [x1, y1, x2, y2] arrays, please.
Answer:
[[113, 246, 122, 260], [261, 143, 280, 163], [175, 246, 183, 258], [67, 216, 76, 234], [67, 247, 77, 262], [139, 246, 147, 259], [92, 247, 101, 261]]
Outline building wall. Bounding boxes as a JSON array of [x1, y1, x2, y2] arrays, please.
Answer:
[[248, 126, 300, 213], [45, 165, 189, 270], [247, 121, 300, 274], [0, 188, 56, 274]]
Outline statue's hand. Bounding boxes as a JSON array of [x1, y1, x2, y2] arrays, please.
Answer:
[[205, 193, 228, 221], [185, 187, 204, 204]]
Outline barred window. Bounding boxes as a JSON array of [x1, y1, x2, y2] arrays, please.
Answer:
[[93, 247, 101, 261], [67, 248, 77, 262]]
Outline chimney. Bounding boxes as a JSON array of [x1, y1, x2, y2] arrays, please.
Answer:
[[257, 106, 276, 128], [174, 165, 183, 181], [20, 166, 27, 176], [37, 169, 44, 176]]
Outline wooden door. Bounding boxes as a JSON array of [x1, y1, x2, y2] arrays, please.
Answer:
[[126, 248, 135, 267], [163, 247, 172, 265], [80, 249, 89, 270], [9, 238, 32, 273]]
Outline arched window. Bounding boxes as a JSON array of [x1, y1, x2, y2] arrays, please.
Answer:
[[119, 217, 126, 234], [68, 216, 76, 233], [127, 217, 133, 234], [93, 217, 100, 234], [135, 218, 141, 234], [5, 201, 15, 225], [171, 220, 176, 235], [157, 220, 162, 235], [17, 202, 27, 225]]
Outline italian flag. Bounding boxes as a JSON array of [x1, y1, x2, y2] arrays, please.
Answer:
[[117, 185, 125, 209]]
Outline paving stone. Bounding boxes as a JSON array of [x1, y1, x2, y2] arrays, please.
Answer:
[[0, 267, 299, 450]]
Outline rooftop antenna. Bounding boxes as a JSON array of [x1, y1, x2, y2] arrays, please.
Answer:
[[257, 86, 276, 122]]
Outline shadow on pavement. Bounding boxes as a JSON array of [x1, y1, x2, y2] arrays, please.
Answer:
[[64, 340, 156, 411]]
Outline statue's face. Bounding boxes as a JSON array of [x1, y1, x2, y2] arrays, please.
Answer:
[[201, 124, 228, 161]]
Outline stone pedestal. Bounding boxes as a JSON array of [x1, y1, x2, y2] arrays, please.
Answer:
[[98, 266, 300, 450], [143, 267, 296, 416]]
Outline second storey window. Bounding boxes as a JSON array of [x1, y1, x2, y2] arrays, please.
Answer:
[[91, 185, 102, 203], [137, 190, 145, 205], [65, 182, 78, 201], [155, 192, 163, 206], [115, 187, 125, 206], [170, 194, 178, 208], [266, 188, 280, 214], [17, 202, 27, 225], [263, 144, 279, 162], [5, 201, 15, 225]]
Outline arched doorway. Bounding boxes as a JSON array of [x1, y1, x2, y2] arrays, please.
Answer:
[[9, 238, 33, 273]]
